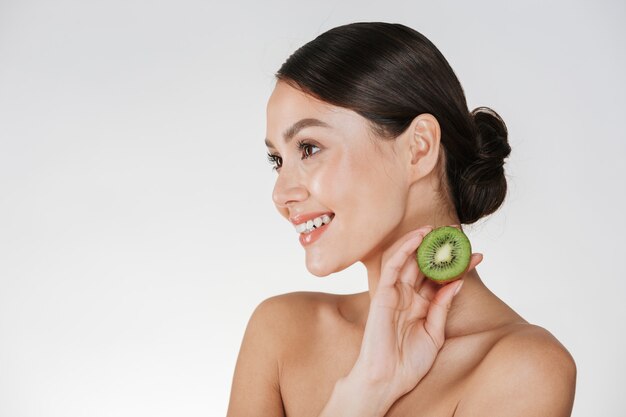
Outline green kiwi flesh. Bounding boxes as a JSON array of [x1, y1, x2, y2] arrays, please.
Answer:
[[416, 226, 472, 283]]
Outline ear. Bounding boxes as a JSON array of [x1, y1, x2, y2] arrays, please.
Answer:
[[407, 113, 441, 183]]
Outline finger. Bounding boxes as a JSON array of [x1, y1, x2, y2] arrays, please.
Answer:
[[412, 241, 431, 293], [423, 279, 464, 349], [412, 226, 434, 284], [412, 263, 427, 293], [391, 255, 420, 311], [379, 233, 424, 289], [417, 252, 483, 298], [467, 253, 483, 272], [417, 279, 438, 301], [379, 226, 433, 289], [381, 225, 433, 267], [398, 251, 419, 287]]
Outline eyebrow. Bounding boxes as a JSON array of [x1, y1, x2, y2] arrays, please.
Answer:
[[264, 118, 331, 149]]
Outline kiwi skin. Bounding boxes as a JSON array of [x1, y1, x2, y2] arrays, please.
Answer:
[[416, 226, 472, 284]]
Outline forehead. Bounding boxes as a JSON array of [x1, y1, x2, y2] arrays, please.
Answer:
[[266, 81, 365, 140], [266, 81, 333, 118]]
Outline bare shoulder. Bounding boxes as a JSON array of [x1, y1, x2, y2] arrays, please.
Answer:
[[227, 292, 335, 416], [484, 324, 577, 380], [458, 323, 577, 417], [251, 291, 338, 342], [254, 290, 335, 319]]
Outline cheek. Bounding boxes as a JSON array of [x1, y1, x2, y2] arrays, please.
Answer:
[[310, 152, 407, 238]]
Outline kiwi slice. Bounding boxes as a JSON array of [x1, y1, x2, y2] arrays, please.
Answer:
[[416, 226, 472, 283]]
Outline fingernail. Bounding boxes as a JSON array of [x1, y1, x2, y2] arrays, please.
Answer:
[[453, 280, 464, 296]]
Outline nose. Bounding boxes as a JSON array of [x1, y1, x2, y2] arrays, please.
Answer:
[[272, 169, 309, 210]]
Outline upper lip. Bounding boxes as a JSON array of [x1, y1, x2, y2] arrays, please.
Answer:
[[289, 212, 335, 225]]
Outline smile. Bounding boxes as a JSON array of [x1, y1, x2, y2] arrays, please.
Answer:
[[294, 213, 335, 234]]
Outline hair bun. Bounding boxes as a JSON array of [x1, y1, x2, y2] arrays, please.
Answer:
[[468, 107, 511, 181], [456, 106, 512, 224]]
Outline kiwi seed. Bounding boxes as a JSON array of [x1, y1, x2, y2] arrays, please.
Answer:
[[416, 226, 472, 283]]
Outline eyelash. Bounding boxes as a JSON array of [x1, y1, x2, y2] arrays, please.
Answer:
[[266, 140, 320, 172]]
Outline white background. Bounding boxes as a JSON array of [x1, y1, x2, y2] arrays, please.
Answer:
[[1, 0, 624, 416]]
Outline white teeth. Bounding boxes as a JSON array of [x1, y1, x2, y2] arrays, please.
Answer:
[[294, 214, 334, 234]]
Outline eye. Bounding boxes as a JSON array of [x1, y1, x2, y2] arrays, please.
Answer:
[[266, 153, 282, 171], [266, 140, 320, 173], [297, 140, 320, 159]]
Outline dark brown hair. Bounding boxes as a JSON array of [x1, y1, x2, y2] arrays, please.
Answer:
[[275, 22, 511, 225]]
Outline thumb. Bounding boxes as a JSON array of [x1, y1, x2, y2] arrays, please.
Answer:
[[423, 280, 464, 349]]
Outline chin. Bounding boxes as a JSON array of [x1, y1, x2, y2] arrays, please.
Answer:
[[305, 255, 352, 278], [305, 262, 334, 278]]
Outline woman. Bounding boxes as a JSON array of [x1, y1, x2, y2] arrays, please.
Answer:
[[227, 22, 576, 416]]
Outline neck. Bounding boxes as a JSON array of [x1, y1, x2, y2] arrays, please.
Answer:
[[356, 219, 491, 336], [352, 264, 524, 338], [361, 218, 459, 302]]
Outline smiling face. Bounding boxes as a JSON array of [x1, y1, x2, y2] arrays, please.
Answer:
[[265, 81, 419, 276]]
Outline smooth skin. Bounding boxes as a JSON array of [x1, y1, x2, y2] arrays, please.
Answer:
[[227, 81, 576, 417], [351, 228, 478, 403]]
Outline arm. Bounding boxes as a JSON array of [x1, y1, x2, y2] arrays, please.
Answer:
[[317, 369, 396, 417], [226, 296, 287, 417], [319, 226, 482, 417], [456, 326, 577, 417]]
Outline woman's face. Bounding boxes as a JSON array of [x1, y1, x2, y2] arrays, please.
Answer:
[[265, 81, 412, 276]]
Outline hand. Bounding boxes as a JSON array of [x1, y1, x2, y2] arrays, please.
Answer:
[[350, 225, 483, 406]]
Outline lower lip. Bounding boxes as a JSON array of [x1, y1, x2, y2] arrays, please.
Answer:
[[299, 220, 332, 247]]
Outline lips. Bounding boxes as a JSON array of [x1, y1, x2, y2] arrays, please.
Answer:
[[299, 218, 332, 246], [295, 213, 334, 234], [289, 211, 335, 226], [289, 211, 335, 247]]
